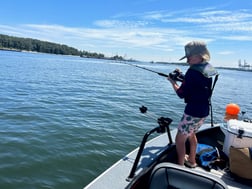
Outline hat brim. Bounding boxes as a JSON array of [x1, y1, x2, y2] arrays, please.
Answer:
[[179, 55, 187, 61]]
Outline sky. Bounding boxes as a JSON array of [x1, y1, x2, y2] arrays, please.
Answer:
[[0, 0, 252, 67]]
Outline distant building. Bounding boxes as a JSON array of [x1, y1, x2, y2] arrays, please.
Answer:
[[238, 59, 251, 70]]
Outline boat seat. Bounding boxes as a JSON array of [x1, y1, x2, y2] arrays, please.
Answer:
[[149, 163, 227, 189]]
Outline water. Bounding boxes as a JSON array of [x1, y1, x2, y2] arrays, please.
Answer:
[[0, 51, 251, 189]]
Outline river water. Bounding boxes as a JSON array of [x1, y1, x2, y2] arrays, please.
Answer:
[[0, 50, 251, 189]]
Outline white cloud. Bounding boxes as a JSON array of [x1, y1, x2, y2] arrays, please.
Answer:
[[221, 35, 252, 41], [218, 51, 234, 55], [142, 8, 252, 35], [94, 20, 148, 28], [1, 7, 251, 66]]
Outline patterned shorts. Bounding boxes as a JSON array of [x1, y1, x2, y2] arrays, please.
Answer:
[[178, 113, 206, 136]]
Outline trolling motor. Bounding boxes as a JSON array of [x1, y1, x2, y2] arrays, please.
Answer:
[[140, 106, 172, 133], [157, 117, 173, 133], [127, 106, 173, 180], [139, 105, 148, 113], [139, 105, 172, 133]]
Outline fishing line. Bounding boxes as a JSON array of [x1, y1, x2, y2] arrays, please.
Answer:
[[120, 61, 169, 77], [102, 98, 160, 122], [106, 61, 184, 121], [117, 102, 158, 121], [139, 105, 159, 121]]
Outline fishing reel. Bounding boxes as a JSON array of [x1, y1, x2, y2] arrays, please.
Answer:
[[169, 69, 185, 82]]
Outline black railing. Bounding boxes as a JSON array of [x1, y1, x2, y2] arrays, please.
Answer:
[[126, 117, 173, 180]]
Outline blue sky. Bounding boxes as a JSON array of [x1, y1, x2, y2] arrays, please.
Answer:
[[1, 0, 252, 67]]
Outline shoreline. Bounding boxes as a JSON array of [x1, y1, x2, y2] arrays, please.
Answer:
[[1, 48, 251, 72]]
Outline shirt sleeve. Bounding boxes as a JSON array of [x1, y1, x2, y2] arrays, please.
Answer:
[[176, 80, 186, 98], [176, 69, 194, 99]]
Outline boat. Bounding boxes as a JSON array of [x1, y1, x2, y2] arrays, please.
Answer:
[[84, 106, 252, 189]]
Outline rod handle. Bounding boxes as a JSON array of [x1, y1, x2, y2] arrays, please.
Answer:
[[158, 72, 169, 77]]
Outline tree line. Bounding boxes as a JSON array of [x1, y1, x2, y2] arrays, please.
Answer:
[[0, 34, 124, 60]]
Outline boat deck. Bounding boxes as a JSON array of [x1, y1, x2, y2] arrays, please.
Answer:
[[185, 124, 251, 189], [84, 130, 173, 189], [193, 166, 251, 189], [84, 124, 252, 189]]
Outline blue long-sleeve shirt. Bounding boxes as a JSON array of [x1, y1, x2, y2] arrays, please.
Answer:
[[176, 65, 213, 118]]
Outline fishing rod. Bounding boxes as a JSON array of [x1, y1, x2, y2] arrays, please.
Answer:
[[121, 61, 185, 82], [122, 61, 169, 77]]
